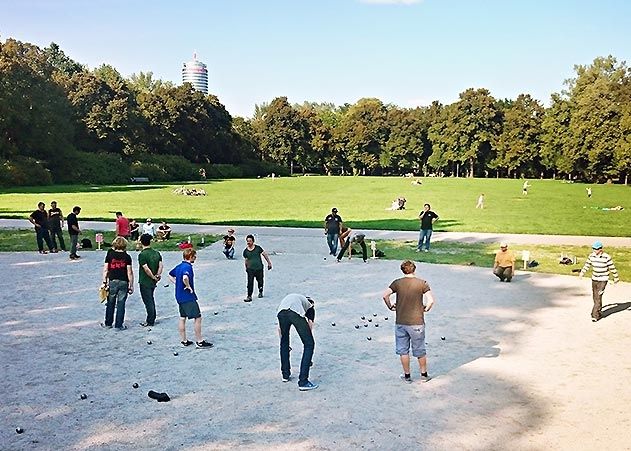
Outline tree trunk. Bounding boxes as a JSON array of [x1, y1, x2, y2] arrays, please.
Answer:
[[469, 158, 474, 178]]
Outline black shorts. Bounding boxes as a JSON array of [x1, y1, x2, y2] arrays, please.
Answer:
[[178, 301, 201, 319]]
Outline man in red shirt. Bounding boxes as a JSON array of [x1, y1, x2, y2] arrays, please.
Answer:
[[115, 212, 130, 239]]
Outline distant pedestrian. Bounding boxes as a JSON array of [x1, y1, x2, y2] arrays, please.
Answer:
[[324, 207, 343, 256], [522, 180, 530, 195], [222, 228, 236, 259], [493, 242, 515, 282], [243, 234, 272, 302], [168, 248, 213, 348], [157, 221, 172, 241], [142, 218, 155, 237], [579, 241, 619, 322], [586, 187, 592, 198], [382, 260, 436, 383], [417, 203, 439, 252], [138, 233, 163, 327], [476, 193, 485, 209], [29, 202, 54, 254], [115, 212, 130, 239], [48, 201, 66, 252], [129, 219, 140, 241], [67, 206, 81, 259], [277, 293, 318, 391], [101, 237, 134, 330]]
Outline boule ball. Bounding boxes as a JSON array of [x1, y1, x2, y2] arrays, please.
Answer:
[[133, 383, 139, 389], [80, 393, 87, 400]]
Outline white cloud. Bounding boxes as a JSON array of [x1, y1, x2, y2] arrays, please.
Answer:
[[359, 0, 423, 4]]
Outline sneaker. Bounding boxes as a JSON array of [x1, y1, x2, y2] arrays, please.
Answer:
[[100, 322, 112, 329], [39, 250, 48, 254], [244, 296, 252, 302], [415, 249, 421, 253], [258, 291, 264, 298], [400, 374, 413, 384], [423, 249, 429, 253], [115, 325, 127, 331], [180, 340, 193, 347], [282, 375, 293, 382], [298, 381, 319, 391], [73, 255, 81, 259], [196, 340, 214, 349], [139, 322, 153, 327], [420, 374, 432, 383], [591, 317, 599, 323]]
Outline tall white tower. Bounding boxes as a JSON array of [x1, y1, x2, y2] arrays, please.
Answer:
[[181, 53, 208, 94]]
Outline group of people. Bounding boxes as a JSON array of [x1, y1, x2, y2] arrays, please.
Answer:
[[324, 208, 368, 262], [28, 201, 82, 259], [116, 213, 172, 242]]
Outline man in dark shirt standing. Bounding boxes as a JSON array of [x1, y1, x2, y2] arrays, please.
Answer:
[[29, 202, 54, 254], [383, 260, 436, 383], [67, 206, 82, 260], [48, 201, 66, 252], [324, 207, 343, 256], [417, 203, 439, 252]]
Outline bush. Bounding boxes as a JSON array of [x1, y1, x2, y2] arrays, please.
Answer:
[[130, 154, 197, 182], [51, 152, 131, 184], [240, 159, 290, 178], [203, 164, 243, 179], [0, 157, 53, 186]]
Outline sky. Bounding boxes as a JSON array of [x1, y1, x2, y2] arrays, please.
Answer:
[[2, 0, 630, 118]]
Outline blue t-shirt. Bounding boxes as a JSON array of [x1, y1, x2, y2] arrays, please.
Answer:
[[168, 261, 198, 304]]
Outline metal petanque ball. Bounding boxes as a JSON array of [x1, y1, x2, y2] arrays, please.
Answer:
[[355, 325, 360, 329], [361, 316, 365, 320], [367, 337, 372, 341], [441, 336, 446, 340], [384, 317, 389, 321], [368, 318, 372, 322], [80, 393, 87, 400], [16, 427, 24, 434], [364, 324, 368, 327], [373, 313, 377, 317], [331, 322, 336, 327], [173, 351, 179, 356], [375, 324, 379, 327], [133, 383, 139, 389], [147, 340, 152, 345]]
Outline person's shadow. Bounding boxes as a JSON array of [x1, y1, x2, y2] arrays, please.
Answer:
[[601, 302, 631, 319]]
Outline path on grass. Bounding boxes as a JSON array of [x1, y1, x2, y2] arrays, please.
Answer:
[[1, 218, 630, 247]]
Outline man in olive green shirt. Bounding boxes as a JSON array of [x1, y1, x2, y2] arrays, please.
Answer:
[[138, 233, 163, 326]]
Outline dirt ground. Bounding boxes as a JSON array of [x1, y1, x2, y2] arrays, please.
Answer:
[[1, 232, 630, 450]]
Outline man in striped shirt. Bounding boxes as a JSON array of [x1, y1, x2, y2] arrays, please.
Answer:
[[579, 241, 619, 322]]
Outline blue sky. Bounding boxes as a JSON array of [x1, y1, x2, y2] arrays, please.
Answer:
[[2, 0, 630, 117]]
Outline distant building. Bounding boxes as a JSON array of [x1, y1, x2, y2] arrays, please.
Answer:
[[181, 53, 208, 94]]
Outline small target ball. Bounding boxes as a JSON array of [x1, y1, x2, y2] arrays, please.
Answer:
[[133, 383, 139, 389], [80, 393, 87, 400], [441, 336, 446, 340], [324, 257, 327, 260], [16, 427, 24, 434]]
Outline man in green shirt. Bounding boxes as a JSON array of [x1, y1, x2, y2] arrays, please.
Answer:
[[138, 233, 163, 327]]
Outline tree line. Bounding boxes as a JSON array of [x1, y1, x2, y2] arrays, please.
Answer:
[[1, 37, 630, 186]]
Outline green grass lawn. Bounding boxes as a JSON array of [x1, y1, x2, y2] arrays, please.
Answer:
[[0, 177, 629, 236]]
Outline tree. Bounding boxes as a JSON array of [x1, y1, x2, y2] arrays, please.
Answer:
[[541, 93, 574, 178], [384, 107, 428, 174], [567, 56, 630, 181], [336, 98, 389, 175], [493, 94, 544, 177]]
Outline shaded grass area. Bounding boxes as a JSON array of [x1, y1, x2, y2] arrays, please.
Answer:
[[0, 177, 629, 236], [370, 239, 630, 281], [0, 229, 220, 253]]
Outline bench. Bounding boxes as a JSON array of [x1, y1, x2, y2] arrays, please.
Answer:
[[130, 177, 150, 183]]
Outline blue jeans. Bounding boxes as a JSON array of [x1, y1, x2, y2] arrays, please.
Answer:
[[139, 284, 156, 325], [105, 279, 129, 328], [223, 247, 235, 259], [326, 232, 339, 255], [418, 229, 433, 250], [35, 227, 53, 252], [278, 309, 315, 386]]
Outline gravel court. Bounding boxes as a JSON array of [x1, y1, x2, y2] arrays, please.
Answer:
[[1, 233, 630, 450]]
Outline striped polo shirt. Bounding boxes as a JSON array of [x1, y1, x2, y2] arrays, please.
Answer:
[[579, 251, 619, 282]]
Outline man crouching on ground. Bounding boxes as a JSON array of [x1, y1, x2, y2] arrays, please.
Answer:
[[382, 260, 435, 383]]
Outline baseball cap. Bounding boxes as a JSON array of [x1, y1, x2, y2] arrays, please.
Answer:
[[592, 241, 603, 249]]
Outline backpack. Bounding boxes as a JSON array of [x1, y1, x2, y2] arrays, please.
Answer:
[[81, 238, 93, 248]]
